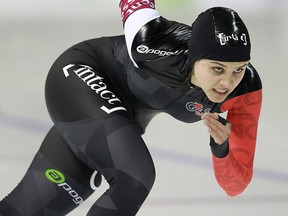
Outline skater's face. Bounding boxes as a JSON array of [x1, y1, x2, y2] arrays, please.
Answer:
[[191, 59, 249, 103]]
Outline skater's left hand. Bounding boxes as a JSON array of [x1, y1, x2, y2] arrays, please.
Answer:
[[201, 113, 231, 145]]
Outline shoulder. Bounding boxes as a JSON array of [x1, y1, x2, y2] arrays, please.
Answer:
[[242, 63, 262, 92], [131, 17, 191, 64], [231, 63, 262, 98], [133, 17, 191, 48]]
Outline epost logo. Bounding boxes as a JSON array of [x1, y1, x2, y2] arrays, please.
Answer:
[[136, 45, 183, 57], [45, 169, 83, 205]]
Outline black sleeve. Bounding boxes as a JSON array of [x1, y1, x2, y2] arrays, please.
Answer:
[[131, 17, 192, 89]]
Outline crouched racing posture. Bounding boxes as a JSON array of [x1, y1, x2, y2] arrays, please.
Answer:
[[0, 1, 262, 215]]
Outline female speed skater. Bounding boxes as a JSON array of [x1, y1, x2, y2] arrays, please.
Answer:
[[0, 0, 262, 215]]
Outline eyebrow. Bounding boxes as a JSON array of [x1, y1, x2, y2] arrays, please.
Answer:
[[210, 61, 248, 68]]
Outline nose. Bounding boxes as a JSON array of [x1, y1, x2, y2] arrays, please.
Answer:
[[219, 74, 233, 88]]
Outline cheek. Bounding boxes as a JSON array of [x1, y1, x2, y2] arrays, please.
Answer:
[[199, 72, 217, 87], [193, 63, 218, 88], [233, 74, 245, 87]]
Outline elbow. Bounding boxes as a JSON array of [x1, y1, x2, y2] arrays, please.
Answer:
[[223, 180, 252, 197], [226, 189, 245, 197]]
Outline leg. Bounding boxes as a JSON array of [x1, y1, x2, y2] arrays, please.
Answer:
[[57, 116, 155, 216], [0, 127, 100, 216], [45, 38, 155, 215]]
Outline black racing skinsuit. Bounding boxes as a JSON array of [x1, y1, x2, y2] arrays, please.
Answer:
[[0, 17, 262, 216]]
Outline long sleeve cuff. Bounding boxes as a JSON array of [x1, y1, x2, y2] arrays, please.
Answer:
[[210, 136, 229, 158]]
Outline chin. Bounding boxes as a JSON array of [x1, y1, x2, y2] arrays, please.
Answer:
[[208, 95, 227, 103]]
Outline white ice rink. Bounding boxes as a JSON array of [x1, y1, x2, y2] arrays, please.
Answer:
[[0, 1, 287, 215]]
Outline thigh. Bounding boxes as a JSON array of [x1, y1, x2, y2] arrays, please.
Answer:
[[0, 127, 100, 216], [45, 38, 129, 124], [58, 115, 156, 216], [58, 115, 155, 191]]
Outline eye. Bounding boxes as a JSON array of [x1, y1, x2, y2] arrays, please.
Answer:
[[213, 67, 223, 73], [234, 68, 245, 74]]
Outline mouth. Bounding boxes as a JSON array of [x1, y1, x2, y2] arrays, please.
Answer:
[[212, 88, 229, 97]]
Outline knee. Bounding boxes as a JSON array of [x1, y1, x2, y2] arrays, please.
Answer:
[[87, 169, 155, 215], [110, 169, 156, 210], [111, 168, 156, 194], [131, 168, 156, 193]]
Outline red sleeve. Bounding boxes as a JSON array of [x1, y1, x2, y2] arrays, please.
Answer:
[[213, 89, 262, 196]]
